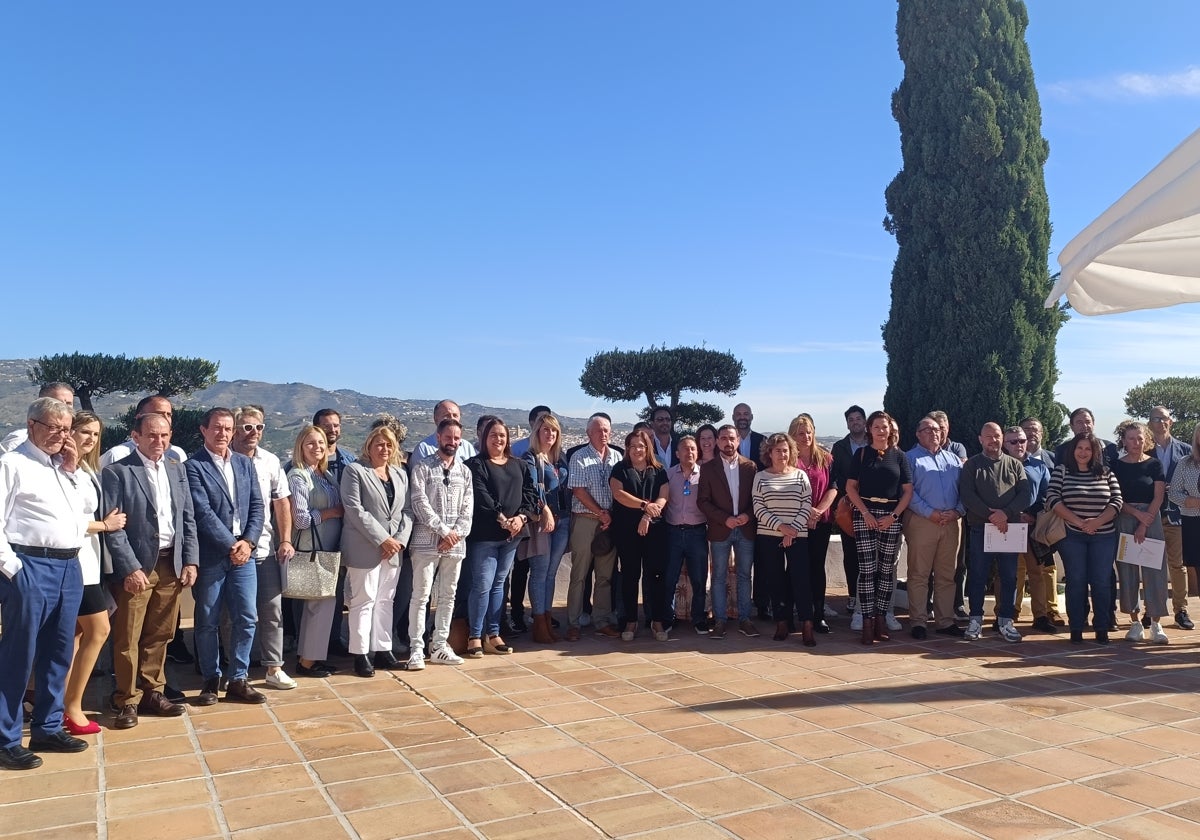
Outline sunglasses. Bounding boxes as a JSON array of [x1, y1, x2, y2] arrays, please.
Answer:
[[442, 468, 450, 487], [240, 423, 265, 433]]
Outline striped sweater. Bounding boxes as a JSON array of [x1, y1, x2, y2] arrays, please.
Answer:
[[1045, 466, 1123, 534], [752, 468, 812, 538]]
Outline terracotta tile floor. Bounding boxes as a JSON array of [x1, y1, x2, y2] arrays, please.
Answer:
[[6, 595, 1200, 838]]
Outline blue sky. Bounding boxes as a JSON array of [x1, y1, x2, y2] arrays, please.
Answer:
[[3, 2, 1199, 439]]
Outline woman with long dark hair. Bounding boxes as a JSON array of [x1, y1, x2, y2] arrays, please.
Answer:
[[609, 429, 669, 640]]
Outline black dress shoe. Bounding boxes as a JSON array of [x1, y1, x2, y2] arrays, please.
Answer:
[[935, 624, 965, 637], [550, 616, 560, 629], [508, 614, 528, 634], [225, 679, 267, 704], [0, 745, 43, 770], [163, 684, 186, 703], [1177, 610, 1195, 630], [195, 678, 220, 707], [114, 704, 139, 730], [911, 626, 928, 640], [1032, 616, 1059, 634], [815, 620, 832, 634], [139, 691, 185, 717], [296, 661, 333, 678], [1095, 631, 1110, 645], [354, 655, 375, 678], [373, 651, 402, 670], [317, 660, 340, 674], [29, 730, 88, 753], [165, 641, 194, 664], [1070, 630, 1084, 644]]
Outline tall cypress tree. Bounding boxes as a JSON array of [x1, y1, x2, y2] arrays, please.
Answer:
[[883, 0, 1064, 451]]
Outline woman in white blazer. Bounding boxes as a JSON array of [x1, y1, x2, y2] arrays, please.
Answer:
[[340, 426, 412, 677]]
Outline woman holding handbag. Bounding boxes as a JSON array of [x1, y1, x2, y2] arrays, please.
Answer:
[[287, 425, 344, 677], [340, 426, 412, 677]]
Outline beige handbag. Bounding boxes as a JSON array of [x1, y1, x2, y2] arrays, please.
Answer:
[[281, 526, 341, 599]]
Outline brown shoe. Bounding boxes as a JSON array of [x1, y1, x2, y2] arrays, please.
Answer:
[[224, 679, 267, 705], [565, 626, 581, 641], [595, 625, 621, 638], [139, 691, 185, 717], [773, 621, 789, 641], [195, 678, 220, 707], [113, 704, 139, 730]]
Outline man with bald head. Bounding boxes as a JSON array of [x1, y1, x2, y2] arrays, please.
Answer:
[[958, 422, 1031, 643], [413, 400, 478, 461]]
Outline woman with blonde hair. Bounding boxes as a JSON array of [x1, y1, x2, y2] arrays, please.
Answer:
[[288, 425, 344, 677], [789, 414, 838, 634], [752, 432, 814, 645], [63, 411, 126, 735], [340, 426, 412, 677], [522, 413, 568, 643]]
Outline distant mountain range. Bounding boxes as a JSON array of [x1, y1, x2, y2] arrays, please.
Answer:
[[0, 359, 624, 455]]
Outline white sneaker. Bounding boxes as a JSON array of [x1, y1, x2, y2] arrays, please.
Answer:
[[824, 604, 839, 619], [997, 619, 1022, 643], [1150, 622, 1169, 644], [264, 669, 297, 690], [429, 647, 464, 666], [406, 653, 426, 671], [964, 617, 983, 640], [1125, 623, 1144, 642], [846, 597, 858, 615], [885, 612, 902, 632], [850, 612, 863, 631]]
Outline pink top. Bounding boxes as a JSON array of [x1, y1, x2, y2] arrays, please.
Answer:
[[795, 456, 832, 523]]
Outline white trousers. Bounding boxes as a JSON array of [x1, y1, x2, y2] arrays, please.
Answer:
[[408, 551, 464, 652], [344, 562, 400, 655]]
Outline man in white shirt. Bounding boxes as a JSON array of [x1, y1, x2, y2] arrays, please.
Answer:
[[0, 382, 75, 454], [0, 398, 90, 770], [232, 406, 297, 689]]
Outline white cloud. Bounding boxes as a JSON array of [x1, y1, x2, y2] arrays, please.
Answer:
[[1047, 66, 1200, 101]]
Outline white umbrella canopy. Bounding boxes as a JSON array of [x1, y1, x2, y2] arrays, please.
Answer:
[[1047, 127, 1200, 315]]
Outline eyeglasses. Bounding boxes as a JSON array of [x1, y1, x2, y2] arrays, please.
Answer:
[[33, 418, 72, 436], [240, 423, 265, 433], [1150, 417, 1171, 424], [442, 468, 450, 487]]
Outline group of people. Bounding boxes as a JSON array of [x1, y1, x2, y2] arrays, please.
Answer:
[[2, 383, 1197, 773]]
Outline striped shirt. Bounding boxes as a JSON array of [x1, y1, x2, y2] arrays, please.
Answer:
[[1046, 466, 1123, 534], [751, 468, 812, 538]]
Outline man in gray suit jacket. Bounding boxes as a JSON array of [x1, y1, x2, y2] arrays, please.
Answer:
[[102, 414, 199, 729], [186, 408, 265, 705]]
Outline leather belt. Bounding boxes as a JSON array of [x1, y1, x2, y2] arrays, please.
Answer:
[[671, 523, 707, 530], [863, 497, 898, 504], [10, 544, 79, 560]]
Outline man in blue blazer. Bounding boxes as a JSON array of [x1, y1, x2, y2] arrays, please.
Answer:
[[103, 413, 199, 729], [186, 408, 265, 705]]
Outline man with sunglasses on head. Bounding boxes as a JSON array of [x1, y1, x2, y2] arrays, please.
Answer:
[[231, 406, 297, 689], [406, 418, 474, 670]]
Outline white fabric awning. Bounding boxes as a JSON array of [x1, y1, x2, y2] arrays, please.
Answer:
[[1047, 127, 1200, 315]]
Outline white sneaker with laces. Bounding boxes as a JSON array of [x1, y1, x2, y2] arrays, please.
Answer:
[[1150, 622, 1169, 644], [885, 612, 902, 632], [1125, 623, 1144, 642], [998, 619, 1022, 643], [406, 653, 426, 671], [850, 612, 863, 631], [964, 617, 983, 640], [823, 604, 838, 619], [265, 669, 298, 690], [429, 647, 464, 666]]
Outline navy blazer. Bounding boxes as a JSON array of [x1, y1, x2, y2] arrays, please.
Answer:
[[186, 447, 265, 561], [102, 452, 199, 578]]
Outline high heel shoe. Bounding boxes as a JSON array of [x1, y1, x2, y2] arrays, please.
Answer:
[[801, 621, 816, 648], [873, 615, 890, 642], [484, 635, 513, 655], [64, 716, 101, 736]]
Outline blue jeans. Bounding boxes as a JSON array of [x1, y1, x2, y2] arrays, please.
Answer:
[[1058, 530, 1117, 632], [710, 526, 754, 623], [194, 558, 258, 681], [467, 539, 520, 638], [666, 525, 708, 624], [968, 524, 1018, 620], [528, 513, 571, 615], [0, 553, 83, 748]]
